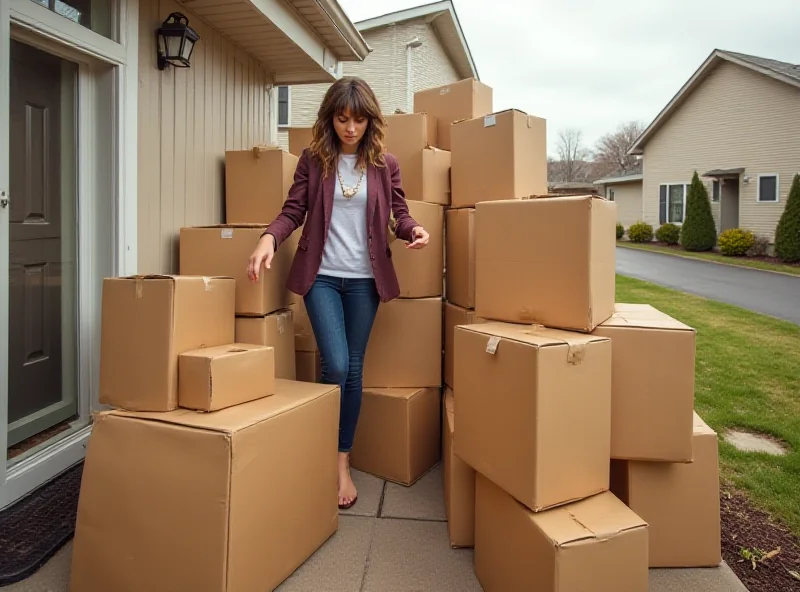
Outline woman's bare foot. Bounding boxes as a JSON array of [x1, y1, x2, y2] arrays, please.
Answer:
[[338, 452, 358, 509]]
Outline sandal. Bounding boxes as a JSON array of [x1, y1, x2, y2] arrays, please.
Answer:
[[338, 495, 358, 510]]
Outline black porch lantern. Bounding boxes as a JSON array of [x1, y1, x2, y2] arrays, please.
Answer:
[[156, 12, 200, 70]]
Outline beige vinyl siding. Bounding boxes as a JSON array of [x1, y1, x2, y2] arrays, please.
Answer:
[[606, 182, 644, 229], [642, 61, 800, 241], [277, 17, 461, 150], [138, 0, 272, 274]]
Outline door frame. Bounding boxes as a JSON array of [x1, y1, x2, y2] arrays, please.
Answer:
[[0, 0, 138, 509]]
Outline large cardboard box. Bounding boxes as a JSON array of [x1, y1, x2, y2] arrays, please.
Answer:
[[287, 127, 313, 157], [445, 208, 475, 309], [350, 387, 441, 486], [384, 113, 450, 205], [69, 379, 341, 592], [99, 275, 235, 412], [180, 225, 294, 316], [611, 411, 722, 568], [392, 201, 445, 297], [235, 309, 296, 380], [178, 344, 275, 412], [364, 298, 442, 388], [450, 109, 547, 208], [296, 350, 321, 383], [444, 302, 484, 390], [475, 196, 617, 332], [443, 388, 476, 548], [413, 78, 493, 151], [454, 322, 611, 512], [225, 147, 298, 224], [290, 299, 317, 352], [594, 303, 696, 461], [475, 475, 649, 592]]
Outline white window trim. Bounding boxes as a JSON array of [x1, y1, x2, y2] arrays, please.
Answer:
[[277, 84, 291, 128], [660, 182, 689, 225], [756, 173, 779, 203]]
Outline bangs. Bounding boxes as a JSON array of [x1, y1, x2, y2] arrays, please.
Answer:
[[334, 86, 371, 119]]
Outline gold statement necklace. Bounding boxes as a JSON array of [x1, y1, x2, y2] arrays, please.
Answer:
[[337, 156, 365, 199]]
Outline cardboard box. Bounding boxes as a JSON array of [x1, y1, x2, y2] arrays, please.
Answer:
[[611, 411, 721, 568], [594, 303, 696, 461], [364, 298, 443, 388], [413, 78, 493, 151], [475, 196, 617, 332], [450, 109, 547, 208], [445, 208, 475, 309], [454, 322, 611, 512], [178, 343, 275, 412], [287, 127, 313, 157], [225, 147, 298, 224], [350, 387, 441, 485], [391, 201, 445, 298], [180, 225, 293, 316], [443, 388, 476, 548], [444, 302, 484, 390], [296, 350, 321, 383], [384, 113, 450, 205], [69, 379, 341, 592], [475, 475, 649, 592], [290, 299, 317, 352], [235, 309, 296, 380], [99, 275, 235, 412]]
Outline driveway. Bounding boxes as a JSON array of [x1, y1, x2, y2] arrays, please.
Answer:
[[616, 247, 800, 325]]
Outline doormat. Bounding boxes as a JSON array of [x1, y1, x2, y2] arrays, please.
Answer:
[[0, 462, 83, 587]]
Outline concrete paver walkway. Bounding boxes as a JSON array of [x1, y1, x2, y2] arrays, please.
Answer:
[[5, 464, 749, 591], [616, 246, 800, 325]]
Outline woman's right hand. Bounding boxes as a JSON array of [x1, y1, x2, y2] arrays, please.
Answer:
[[247, 234, 276, 282]]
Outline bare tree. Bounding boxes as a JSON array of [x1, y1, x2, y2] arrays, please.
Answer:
[[593, 121, 645, 177], [554, 128, 590, 182]]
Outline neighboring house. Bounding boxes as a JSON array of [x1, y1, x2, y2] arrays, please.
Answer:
[[276, 0, 479, 150], [593, 166, 644, 229], [0, 0, 368, 509], [628, 49, 800, 241]]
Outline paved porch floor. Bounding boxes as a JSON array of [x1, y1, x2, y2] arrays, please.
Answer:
[[5, 465, 748, 591]]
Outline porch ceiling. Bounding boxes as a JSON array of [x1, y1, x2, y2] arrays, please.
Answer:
[[176, 0, 369, 84]]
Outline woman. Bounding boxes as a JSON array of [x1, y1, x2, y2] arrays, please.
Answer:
[[246, 77, 430, 510]]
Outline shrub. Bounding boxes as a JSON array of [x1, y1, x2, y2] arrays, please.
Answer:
[[747, 234, 771, 257], [628, 221, 654, 243], [775, 173, 800, 263], [718, 228, 755, 256], [655, 223, 681, 245], [616, 222, 625, 240], [680, 171, 717, 252]]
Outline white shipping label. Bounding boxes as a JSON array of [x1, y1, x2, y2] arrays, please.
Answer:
[[483, 115, 496, 127], [220, 228, 234, 239]]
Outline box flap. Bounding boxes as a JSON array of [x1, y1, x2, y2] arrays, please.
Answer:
[[532, 491, 647, 546], [103, 379, 338, 433], [693, 411, 717, 437], [181, 224, 266, 230], [363, 387, 426, 401], [180, 343, 271, 361], [458, 322, 609, 350], [599, 303, 694, 332]]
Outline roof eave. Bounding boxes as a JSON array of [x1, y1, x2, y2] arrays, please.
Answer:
[[316, 0, 371, 61], [593, 174, 644, 185]]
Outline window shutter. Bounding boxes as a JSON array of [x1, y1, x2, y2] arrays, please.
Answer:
[[659, 185, 667, 224]]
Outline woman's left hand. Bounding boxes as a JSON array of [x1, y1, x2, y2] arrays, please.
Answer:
[[406, 226, 430, 249]]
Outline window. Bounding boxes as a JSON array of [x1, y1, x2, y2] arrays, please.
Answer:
[[606, 187, 615, 201], [278, 86, 290, 126], [658, 183, 689, 224], [757, 174, 779, 202], [711, 180, 720, 202], [29, 0, 118, 41]]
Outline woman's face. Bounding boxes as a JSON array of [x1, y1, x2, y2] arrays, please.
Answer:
[[333, 109, 368, 149]]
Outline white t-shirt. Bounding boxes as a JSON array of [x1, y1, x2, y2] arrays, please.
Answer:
[[318, 154, 374, 278]]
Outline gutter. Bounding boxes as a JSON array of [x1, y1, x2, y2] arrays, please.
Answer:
[[315, 0, 371, 61]]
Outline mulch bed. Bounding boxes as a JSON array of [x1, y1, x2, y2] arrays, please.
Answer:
[[721, 486, 800, 591]]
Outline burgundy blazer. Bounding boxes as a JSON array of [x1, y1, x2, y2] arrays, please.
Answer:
[[263, 149, 419, 303]]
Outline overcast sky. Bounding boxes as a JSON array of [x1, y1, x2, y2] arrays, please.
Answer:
[[338, 0, 800, 156]]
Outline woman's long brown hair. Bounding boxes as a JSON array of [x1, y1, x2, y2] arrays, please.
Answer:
[[308, 76, 387, 178]]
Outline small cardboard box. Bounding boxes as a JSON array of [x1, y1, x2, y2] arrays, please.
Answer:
[[445, 208, 475, 309], [69, 380, 341, 592], [235, 309, 296, 380], [391, 200, 445, 298], [594, 303, 696, 461], [350, 387, 441, 486], [454, 322, 612, 512], [444, 302, 484, 390], [384, 113, 451, 205], [443, 388, 476, 548], [413, 78, 493, 151], [475, 195, 617, 332], [364, 298, 442, 388], [475, 475, 649, 592], [450, 109, 547, 208], [296, 350, 321, 384], [99, 275, 235, 412], [178, 343, 275, 412], [180, 225, 295, 316], [287, 127, 313, 157], [225, 147, 298, 224], [289, 299, 317, 353], [611, 411, 722, 568]]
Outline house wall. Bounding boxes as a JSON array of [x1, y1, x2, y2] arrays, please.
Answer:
[[138, 0, 273, 274], [605, 182, 643, 228], [277, 17, 461, 150], [641, 60, 800, 241]]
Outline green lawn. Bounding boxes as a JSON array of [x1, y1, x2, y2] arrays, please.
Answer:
[[617, 241, 800, 276], [615, 275, 800, 535]]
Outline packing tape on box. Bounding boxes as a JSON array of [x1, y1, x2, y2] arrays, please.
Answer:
[[565, 510, 616, 541], [135, 277, 143, 299], [522, 324, 587, 366]]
